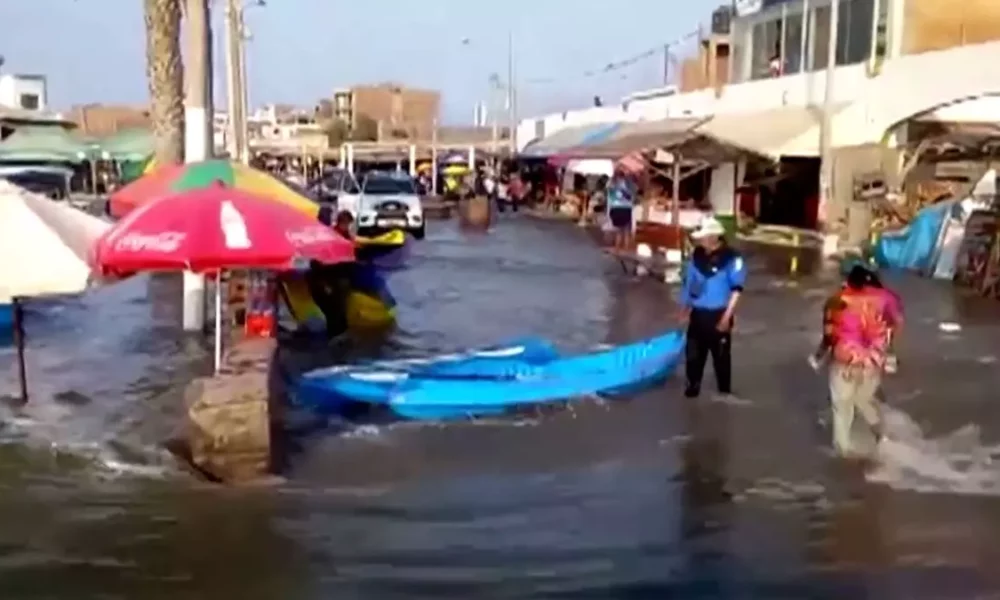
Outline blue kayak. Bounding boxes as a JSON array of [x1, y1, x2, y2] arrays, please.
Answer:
[[298, 331, 685, 421], [295, 337, 561, 415], [0, 302, 12, 330]]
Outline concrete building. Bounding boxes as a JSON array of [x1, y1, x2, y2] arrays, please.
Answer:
[[517, 0, 1000, 247], [332, 84, 441, 140], [0, 73, 47, 112], [67, 104, 150, 137]]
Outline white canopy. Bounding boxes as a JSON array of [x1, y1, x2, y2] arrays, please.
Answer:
[[0, 181, 111, 300]]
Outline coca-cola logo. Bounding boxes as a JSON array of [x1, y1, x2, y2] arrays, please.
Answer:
[[113, 231, 187, 253], [285, 226, 336, 246]]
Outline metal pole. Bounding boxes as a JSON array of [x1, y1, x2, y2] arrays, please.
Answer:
[[214, 270, 223, 373], [490, 77, 499, 159], [431, 119, 439, 196], [507, 30, 516, 153], [663, 44, 669, 85], [818, 0, 840, 244], [182, 0, 210, 333], [672, 155, 682, 254]]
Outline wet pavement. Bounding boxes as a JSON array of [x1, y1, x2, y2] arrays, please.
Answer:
[[2, 215, 1000, 598]]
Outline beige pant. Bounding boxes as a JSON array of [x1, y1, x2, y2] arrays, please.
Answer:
[[829, 364, 883, 456]]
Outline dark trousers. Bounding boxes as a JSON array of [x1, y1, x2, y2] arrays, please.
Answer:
[[685, 308, 732, 397]]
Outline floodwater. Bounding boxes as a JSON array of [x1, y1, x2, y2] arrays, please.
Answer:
[[2, 216, 1000, 599]]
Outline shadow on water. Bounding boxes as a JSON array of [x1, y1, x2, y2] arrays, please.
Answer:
[[1, 217, 1000, 597]]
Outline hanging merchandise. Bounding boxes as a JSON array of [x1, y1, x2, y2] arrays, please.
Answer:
[[245, 270, 277, 338]]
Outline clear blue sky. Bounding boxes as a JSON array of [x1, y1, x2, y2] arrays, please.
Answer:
[[1, 0, 706, 123]]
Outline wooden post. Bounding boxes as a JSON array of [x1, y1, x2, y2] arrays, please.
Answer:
[[12, 299, 27, 404], [672, 153, 682, 255]]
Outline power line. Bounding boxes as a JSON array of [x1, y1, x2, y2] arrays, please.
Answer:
[[522, 28, 703, 86]]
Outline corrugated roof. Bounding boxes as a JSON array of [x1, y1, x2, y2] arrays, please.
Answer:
[[519, 122, 621, 158], [562, 117, 707, 158], [0, 125, 94, 163]]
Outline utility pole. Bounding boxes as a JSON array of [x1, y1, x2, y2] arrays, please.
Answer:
[[663, 43, 671, 86], [506, 30, 516, 154], [224, 0, 246, 163], [181, 0, 211, 332], [431, 119, 439, 196], [237, 14, 251, 164], [488, 74, 501, 161], [818, 0, 840, 254]]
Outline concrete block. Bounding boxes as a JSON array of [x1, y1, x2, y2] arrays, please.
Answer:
[[183, 338, 282, 483]]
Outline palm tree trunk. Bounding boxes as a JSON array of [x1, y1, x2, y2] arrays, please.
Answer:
[[144, 0, 185, 164]]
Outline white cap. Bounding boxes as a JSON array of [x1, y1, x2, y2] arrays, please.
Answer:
[[690, 215, 725, 239]]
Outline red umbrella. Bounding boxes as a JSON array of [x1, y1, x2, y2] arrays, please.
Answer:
[[92, 185, 354, 277]]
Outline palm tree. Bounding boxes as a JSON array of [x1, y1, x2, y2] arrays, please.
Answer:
[[144, 0, 185, 164]]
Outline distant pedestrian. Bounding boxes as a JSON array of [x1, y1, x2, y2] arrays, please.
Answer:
[[606, 168, 636, 251], [678, 216, 745, 399], [497, 175, 511, 213]]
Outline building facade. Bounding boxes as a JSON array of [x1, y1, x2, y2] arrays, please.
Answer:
[[519, 0, 1000, 148], [332, 84, 441, 141], [0, 73, 47, 112], [67, 104, 150, 136], [516, 0, 1000, 246]]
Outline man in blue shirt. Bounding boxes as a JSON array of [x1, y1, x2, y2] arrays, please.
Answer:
[[678, 216, 746, 398], [606, 168, 636, 251]]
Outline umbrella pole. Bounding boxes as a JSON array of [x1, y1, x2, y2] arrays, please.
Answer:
[[214, 271, 223, 374], [12, 299, 28, 404]]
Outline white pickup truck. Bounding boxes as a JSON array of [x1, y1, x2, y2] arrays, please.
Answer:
[[356, 172, 425, 239]]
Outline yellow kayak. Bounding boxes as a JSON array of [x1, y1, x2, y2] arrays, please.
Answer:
[[356, 229, 406, 247], [346, 290, 396, 331], [280, 277, 395, 333]]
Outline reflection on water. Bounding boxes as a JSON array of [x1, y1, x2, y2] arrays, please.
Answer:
[[1, 216, 1000, 598]]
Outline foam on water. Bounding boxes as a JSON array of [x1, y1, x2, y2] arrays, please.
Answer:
[[867, 405, 1000, 496], [0, 397, 179, 481]]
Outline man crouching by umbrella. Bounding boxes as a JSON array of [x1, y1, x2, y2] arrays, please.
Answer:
[[678, 216, 746, 399]]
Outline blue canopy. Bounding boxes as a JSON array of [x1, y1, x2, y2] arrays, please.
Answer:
[[520, 123, 622, 158]]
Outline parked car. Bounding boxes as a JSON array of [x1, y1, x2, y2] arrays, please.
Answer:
[[357, 172, 425, 239], [310, 168, 362, 215]]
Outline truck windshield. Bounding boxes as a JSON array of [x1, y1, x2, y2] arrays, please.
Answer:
[[362, 176, 415, 195]]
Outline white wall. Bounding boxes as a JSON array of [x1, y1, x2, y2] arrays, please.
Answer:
[[710, 162, 738, 216], [0, 74, 48, 111], [517, 41, 1000, 152]]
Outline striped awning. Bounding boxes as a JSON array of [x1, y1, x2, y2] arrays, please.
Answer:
[[560, 117, 707, 158], [519, 122, 622, 158]]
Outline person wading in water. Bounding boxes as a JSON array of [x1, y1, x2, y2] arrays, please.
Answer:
[[678, 216, 746, 399], [813, 257, 903, 458], [606, 168, 636, 252]]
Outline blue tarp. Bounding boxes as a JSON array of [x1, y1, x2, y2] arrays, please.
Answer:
[[874, 202, 953, 272]]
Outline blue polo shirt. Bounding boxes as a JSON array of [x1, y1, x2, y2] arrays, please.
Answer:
[[679, 245, 746, 311]]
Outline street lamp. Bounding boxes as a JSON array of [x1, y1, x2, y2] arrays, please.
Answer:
[[461, 33, 517, 154]]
